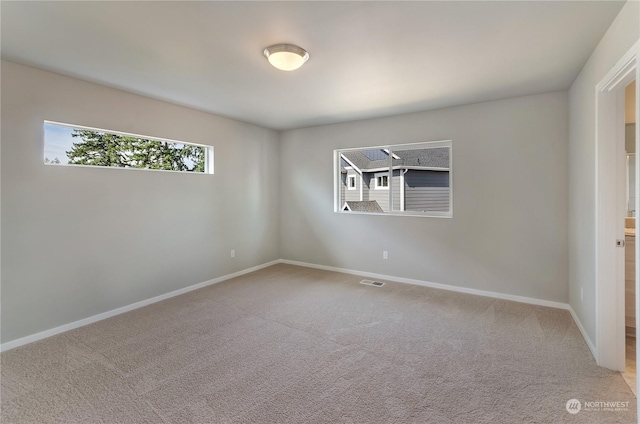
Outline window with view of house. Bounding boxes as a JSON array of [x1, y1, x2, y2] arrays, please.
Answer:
[[43, 121, 213, 174], [335, 140, 452, 217]]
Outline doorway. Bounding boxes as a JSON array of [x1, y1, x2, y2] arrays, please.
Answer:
[[594, 40, 638, 396], [622, 80, 637, 395]]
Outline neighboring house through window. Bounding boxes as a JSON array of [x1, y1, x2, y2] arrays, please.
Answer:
[[335, 141, 452, 217]]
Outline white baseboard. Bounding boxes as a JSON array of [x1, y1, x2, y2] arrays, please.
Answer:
[[1, 257, 597, 365], [567, 305, 597, 360], [280, 259, 570, 310], [0, 260, 280, 353], [280, 259, 602, 362]]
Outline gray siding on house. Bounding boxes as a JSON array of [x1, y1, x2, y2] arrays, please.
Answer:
[[367, 174, 389, 211], [405, 170, 450, 211], [362, 173, 370, 201], [365, 170, 400, 212], [405, 170, 449, 187], [340, 171, 363, 205]]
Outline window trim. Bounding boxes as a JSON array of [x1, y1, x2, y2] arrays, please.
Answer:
[[347, 174, 357, 190], [334, 140, 452, 218], [374, 172, 389, 190], [43, 120, 214, 175]]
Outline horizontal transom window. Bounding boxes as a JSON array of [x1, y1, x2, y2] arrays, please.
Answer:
[[43, 121, 213, 174]]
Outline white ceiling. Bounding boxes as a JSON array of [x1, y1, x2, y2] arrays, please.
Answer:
[[1, 1, 625, 130]]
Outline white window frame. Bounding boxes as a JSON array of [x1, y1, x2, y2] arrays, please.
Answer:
[[347, 174, 357, 190], [374, 172, 389, 190], [43, 120, 214, 175]]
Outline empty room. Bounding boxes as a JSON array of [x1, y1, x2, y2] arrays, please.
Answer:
[[1, 1, 639, 423]]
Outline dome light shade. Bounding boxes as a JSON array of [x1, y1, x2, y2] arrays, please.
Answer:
[[263, 44, 309, 71]]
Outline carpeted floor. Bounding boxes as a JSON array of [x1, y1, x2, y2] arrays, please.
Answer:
[[1, 264, 636, 423]]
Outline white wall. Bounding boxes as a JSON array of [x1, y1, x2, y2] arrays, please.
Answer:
[[0, 61, 280, 343], [568, 1, 639, 344], [280, 91, 569, 303]]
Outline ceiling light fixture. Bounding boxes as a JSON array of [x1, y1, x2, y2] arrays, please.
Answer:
[[263, 44, 309, 71]]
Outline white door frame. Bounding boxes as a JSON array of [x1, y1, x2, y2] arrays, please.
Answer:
[[595, 39, 639, 377]]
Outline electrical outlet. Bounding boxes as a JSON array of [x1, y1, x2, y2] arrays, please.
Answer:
[[383, 251, 388, 260], [230, 249, 235, 258]]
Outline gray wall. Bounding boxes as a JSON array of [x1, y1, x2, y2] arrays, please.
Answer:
[[568, 1, 639, 344], [279, 91, 569, 303], [1, 61, 281, 343]]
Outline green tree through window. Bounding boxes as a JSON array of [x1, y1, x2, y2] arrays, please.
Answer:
[[65, 129, 206, 172]]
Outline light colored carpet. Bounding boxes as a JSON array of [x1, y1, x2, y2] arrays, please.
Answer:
[[1, 264, 636, 423]]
